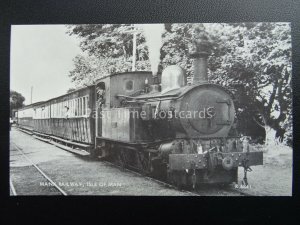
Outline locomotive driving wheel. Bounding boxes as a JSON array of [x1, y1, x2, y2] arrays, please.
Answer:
[[167, 170, 188, 190], [136, 151, 152, 175], [114, 148, 126, 168]]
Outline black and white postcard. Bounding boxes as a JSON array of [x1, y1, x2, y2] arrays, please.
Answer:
[[10, 23, 292, 196]]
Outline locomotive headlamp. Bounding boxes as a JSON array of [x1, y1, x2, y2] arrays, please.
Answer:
[[197, 143, 203, 154], [242, 138, 249, 152], [222, 156, 234, 170]]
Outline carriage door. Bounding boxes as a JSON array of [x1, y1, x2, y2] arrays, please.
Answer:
[[96, 82, 106, 137]]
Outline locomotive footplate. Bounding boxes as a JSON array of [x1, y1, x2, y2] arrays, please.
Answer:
[[169, 151, 263, 171]]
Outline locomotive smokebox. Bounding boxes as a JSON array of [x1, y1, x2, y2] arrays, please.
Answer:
[[189, 27, 212, 84]]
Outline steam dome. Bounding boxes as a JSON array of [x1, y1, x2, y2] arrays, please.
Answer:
[[161, 65, 186, 93]]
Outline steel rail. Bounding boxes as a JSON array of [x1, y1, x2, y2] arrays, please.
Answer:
[[10, 178, 17, 196], [102, 160, 200, 196], [11, 142, 68, 196], [102, 160, 254, 196], [13, 128, 253, 196]]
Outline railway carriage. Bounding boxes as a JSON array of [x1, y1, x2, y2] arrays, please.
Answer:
[[17, 86, 96, 153], [33, 101, 52, 135], [48, 86, 96, 145], [17, 102, 44, 132]]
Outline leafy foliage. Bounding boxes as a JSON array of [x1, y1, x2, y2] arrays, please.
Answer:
[[66, 23, 292, 145], [66, 88, 77, 93], [204, 23, 292, 145], [66, 24, 152, 86], [10, 90, 25, 116]]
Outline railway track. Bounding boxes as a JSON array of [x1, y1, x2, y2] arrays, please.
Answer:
[[101, 160, 253, 196], [13, 127, 253, 196], [16, 127, 198, 195], [101, 160, 200, 196], [101, 159, 254, 196], [10, 142, 68, 196]]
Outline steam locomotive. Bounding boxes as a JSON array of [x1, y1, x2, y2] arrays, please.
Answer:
[[16, 36, 263, 188]]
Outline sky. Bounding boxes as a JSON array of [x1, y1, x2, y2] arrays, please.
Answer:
[[10, 25, 82, 105]]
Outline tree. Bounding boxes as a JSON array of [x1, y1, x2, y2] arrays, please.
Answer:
[[66, 88, 77, 93], [202, 23, 292, 146], [68, 54, 143, 87], [66, 24, 134, 58], [163, 23, 292, 146], [67, 23, 292, 145], [66, 24, 152, 87], [10, 90, 25, 117]]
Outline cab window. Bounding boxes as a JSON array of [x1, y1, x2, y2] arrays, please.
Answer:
[[125, 80, 133, 91]]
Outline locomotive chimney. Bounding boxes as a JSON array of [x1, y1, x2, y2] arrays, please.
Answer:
[[190, 27, 211, 84]]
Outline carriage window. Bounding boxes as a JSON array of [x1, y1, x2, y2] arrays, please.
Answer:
[[69, 101, 72, 117], [55, 103, 57, 117], [83, 97, 86, 115], [58, 103, 61, 117], [78, 98, 81, 116], [96, 82, 106, 106], [60, 103, 62, 117], [80, 98, 83, 116], [69, 100, 72, 117], [81, 98, 83, 116], [81, 97, 84, 115], [73, 99, 75, 116], [125, 80, 133, 91], [75, 99, 78, 116], [86, 96, 89, 115], [79, 98, 81, 116], [78, 99, 80, 116], [68, 100, 71, 117], [73, 100, 75, 116]]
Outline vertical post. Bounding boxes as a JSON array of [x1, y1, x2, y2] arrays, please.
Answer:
[[31, 86, 33, 104], [132, 29, 137, 72]]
